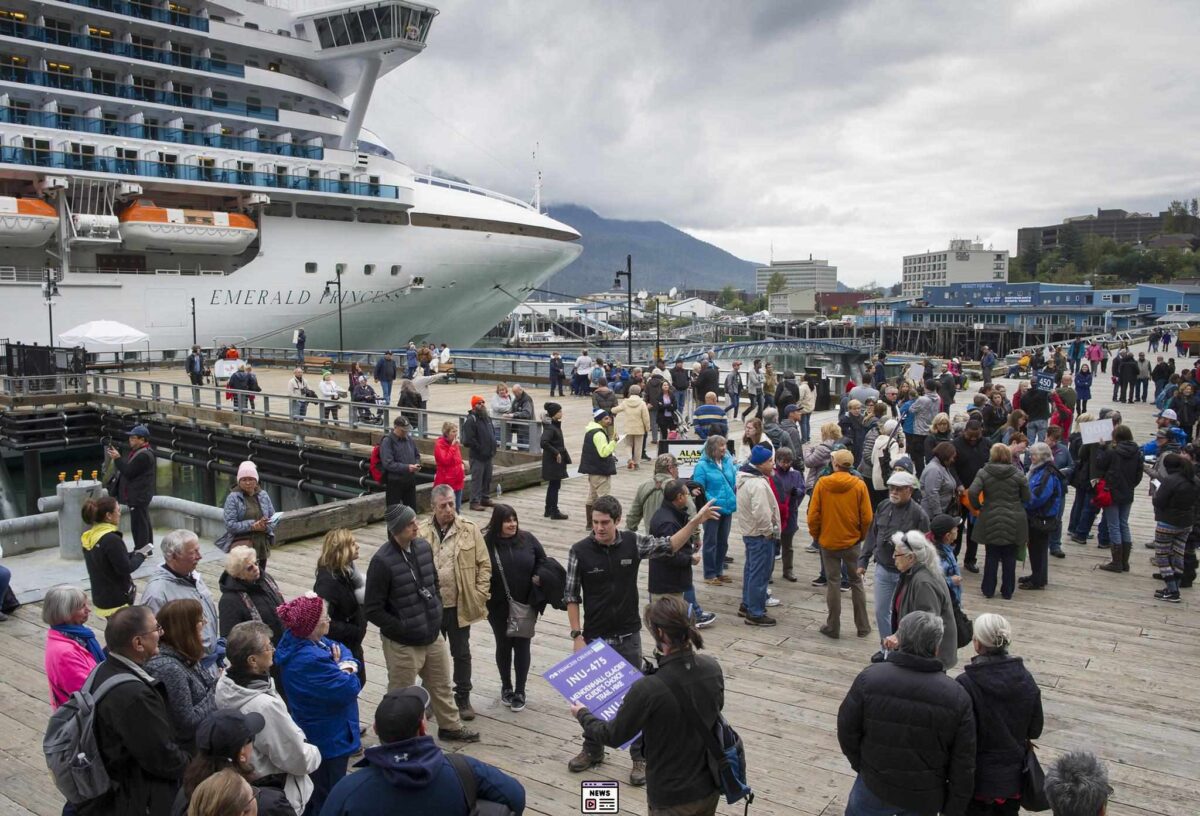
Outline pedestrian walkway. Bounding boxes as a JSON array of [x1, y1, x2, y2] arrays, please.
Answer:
[[0, 344, 1191, 815]]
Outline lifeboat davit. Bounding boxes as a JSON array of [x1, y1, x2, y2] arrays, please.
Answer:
[[119, 201, 257, 255], [0, 197, 59, 247]]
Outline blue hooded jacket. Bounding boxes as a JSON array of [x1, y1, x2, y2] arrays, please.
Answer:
[[692, 452, 738, 513], [275, 631, 361, 759], [320, 736, 526, 816]]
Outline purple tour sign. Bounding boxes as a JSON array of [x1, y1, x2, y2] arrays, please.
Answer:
[[544, 639, 643, 749]]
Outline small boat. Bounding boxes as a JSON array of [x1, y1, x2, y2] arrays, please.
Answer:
[[119, 201, 257, 254], [0, 196, 59, 247]]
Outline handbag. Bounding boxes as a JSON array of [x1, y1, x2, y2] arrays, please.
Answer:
[[1021, 741, 1051, 811], [660, 672, 754, 812], [1091, 478, 1113, 508], [493, 545, 536, 638], [1028, 515, 1057, 532], [953, 601, 973, 649]]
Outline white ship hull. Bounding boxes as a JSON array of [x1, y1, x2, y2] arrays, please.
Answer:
[[0, 189, 581, 349]]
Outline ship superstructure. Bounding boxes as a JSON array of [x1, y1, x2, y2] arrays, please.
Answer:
[[0, 0, 581, 348]]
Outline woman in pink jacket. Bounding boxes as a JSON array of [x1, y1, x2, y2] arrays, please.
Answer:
[[43, 585, 104, 708]]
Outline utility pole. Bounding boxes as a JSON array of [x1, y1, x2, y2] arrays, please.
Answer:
[[42, 269, 60, 345], [324, 266, 345, 356], [613, 254, 632, 365], [190, 297, 197, 345]]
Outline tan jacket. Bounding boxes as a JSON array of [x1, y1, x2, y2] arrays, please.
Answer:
[[417, 514, 492, 626], [735, 468, 781, 538], [614, 394, 651, 435]]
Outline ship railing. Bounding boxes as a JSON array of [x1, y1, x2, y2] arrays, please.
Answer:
[[0, 147, 399, 199], [0, 373, 542, 452], [413, 175, 536, 212], [0, 267, 64, 283], [57, 0, 209, 31], [0, 106, 324, 160], [231, 347, 559, 382], [0, 64, 275, 120], [0, 19, 238, 74]]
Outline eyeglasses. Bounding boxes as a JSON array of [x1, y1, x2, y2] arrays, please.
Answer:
[[140, 624, 164, 637]]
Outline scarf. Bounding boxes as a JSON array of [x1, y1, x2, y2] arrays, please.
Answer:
[[52, 624, 106, 664]]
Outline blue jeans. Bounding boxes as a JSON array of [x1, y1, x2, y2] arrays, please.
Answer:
[[1103, 502, 1132, 545], [1069, 485, 1098, 539], [296, 347, 305, 363], [725, 390, 740, 417], [674, 390, 686, 416], [1137, 379, 1149, 402], [0, 564, 11, 603], [1027, 419, 1048, 444], [846, 775, 923, 816], [702, 514, 732, 579], [683, 586, 705, 617], [380, 380, 393, 404], [873, 564, 900, 642], [800, 413, 812, 443], [742, 536, 774, 617], [453, 489, 462, 512]]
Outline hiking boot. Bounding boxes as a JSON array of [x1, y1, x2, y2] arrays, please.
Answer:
[[744, 614, 777, 627], [438, 727, 480, 743], [630, 760, 647, 787], [819, 625, 839, 639], [737, 604, 748, 618], [549, 510, 570, 520], [568, 749, 604, 772], [456, 696, 476, 721]]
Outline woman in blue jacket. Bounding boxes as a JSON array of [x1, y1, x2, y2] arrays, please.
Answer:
[[691, 434, 737, 584], [1075, 363, 1093, 414], [275, 593, 361, 816]]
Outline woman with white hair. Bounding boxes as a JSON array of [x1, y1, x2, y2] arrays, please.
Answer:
[[1022, 443, 1065, 591], [885, 531, 958, 669], [955, 613, 1044, 814], [42, 585, 103, 708]]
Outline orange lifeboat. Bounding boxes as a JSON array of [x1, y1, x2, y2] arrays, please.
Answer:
[[0, 196, 59, 247], [119, 201, 257, 255]]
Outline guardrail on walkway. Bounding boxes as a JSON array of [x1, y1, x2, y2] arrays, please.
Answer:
[[0, 374, 543, 453]]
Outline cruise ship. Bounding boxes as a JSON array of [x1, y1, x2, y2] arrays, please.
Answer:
[[0, 0, 582, 350]]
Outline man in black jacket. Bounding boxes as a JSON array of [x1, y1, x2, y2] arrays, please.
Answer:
[[837, 610, 975, 816], [952, 421, 990, 572], [564, 494, 718, 783], [648, 480, 716, 628], [373, 350, 398, 404], [106, 424, 156, 551], [462, 397, 497, 511], [184, 345, 205, 386], [572, 597, 724, 814], [693, 360, 718, 408], [80, 605, 189, 816], [379, 416, 421, 509], [670, 359, 691, 415], [363, 503, 479, 743]]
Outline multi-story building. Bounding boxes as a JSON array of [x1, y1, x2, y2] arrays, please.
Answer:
[[901, 240, 1008, 299], [1016, 208, 1200, 257], [755, 256, 836, 295]]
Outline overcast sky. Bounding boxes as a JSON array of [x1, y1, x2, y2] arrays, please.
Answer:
[[365, 0, 1200, 288]]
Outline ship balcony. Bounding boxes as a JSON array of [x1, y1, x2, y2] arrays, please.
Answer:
[[0, 105, 324, 159], [0, 145, 401, 199], [49, 0, 208, 32], [0, 19, 241, 76], [0, 63, 277, 121]]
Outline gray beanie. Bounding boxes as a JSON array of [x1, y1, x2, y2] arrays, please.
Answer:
[[386, 503, 416, 533]]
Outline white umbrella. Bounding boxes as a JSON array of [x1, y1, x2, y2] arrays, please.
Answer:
[[58, 320, 149, 346]]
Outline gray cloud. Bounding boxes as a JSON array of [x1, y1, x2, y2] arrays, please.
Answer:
[[365, 0, 1200, 286]]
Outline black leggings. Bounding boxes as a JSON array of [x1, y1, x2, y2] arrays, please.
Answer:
[[488, 614, 532, 694]]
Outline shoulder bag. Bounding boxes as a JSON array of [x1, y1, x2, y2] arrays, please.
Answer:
[[1021, 741, 1051, 811], [493, 544, 536, 638], [445, 753, 517, 816], [659, 671, 754, 813]]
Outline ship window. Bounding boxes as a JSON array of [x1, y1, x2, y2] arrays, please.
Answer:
[[5, 55, 28, 67], [305, 262, 317, 274], [363, 264, 374, 276], [244, 22, 258, 30], [246, 96, 262, 113], [391, 264, 402, 276], [47, 61, 73, 74], [169, 2, 191, 13], [262, 201, 291, 217], [0, 10, 28, 20], [357, 209, 408, 225], [335, 263, 346, 275], [87, 25, 113, 38], [268, 62, 280, 72]]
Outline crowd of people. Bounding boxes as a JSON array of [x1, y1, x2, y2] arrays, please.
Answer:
[[22, 337, 1167, 816]]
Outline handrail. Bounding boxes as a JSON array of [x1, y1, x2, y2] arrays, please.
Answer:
[[413, 174, 535, 212], [57, 0, 209, 32], [0, 373, 542, 453]]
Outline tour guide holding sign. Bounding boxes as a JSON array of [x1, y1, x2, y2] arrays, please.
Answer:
[[563, 494, 719, 784]]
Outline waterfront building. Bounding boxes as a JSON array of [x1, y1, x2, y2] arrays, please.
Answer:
[[755, 256, 836, 295], [901, 239, 1008, 299], [767, 287, 818, 319], [1017, 208, 1200, 257], [815, 290, 869, 316]]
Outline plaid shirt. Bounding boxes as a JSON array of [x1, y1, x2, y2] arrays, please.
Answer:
[[563, 532, 675, 606]]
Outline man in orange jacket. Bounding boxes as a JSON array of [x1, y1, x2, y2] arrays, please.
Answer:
[[808, 449, 873, 639]]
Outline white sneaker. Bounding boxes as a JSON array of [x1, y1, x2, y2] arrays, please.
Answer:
[[765, 596, 781, 607]]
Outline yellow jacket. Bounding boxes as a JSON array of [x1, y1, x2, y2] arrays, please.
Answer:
[[417, 514, 492, 627]]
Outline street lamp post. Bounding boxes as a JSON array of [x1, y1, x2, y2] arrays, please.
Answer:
[[42, 269, 60, 345], [190, 297, 197, 345], [613, 254, 632, 366], [324, 265, 345, 356]]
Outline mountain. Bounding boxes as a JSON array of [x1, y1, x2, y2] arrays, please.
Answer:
[[542, 204, 760, 295]]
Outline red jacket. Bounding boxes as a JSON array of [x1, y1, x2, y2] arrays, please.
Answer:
[[434, 435, 465, 490]]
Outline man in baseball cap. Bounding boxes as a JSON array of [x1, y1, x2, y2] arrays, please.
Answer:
[[105, 424, 156, 551], [858, 468, 930, 649], [320, 687, 526, 814], [579, 408, 620, 529]]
